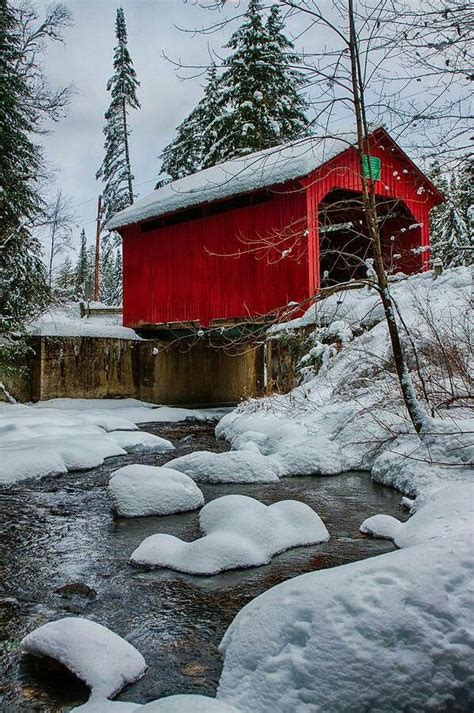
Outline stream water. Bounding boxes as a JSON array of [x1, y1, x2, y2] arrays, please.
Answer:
[[0, 420, 408, 712]]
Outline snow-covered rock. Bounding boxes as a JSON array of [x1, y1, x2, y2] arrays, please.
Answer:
[[108, 431, 174, 454], [108, 464, 204, 517], [139, 695, 241, 712], [131, 494, 329, 574], [21, 618, 146, 699], [166, 450, 281, 484]]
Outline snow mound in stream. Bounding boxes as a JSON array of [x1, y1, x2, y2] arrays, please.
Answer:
[[72, 694, 241, 712], [108, 431, 174, 454], [108, 464, 204, 517], [139, 695, 242, 712], [130, 494, 329, 574], [166, 450, 281, 483], [21, 617, 147, 699]]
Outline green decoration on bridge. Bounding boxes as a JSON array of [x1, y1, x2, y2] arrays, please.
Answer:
[[362, 154, 381, 180]]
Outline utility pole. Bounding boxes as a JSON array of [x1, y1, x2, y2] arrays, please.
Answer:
[[94, 195, 102, 301]]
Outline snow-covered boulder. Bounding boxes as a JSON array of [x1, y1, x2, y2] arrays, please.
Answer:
[[72, 700, 142, 712], [72, 695, 240, 712], [166, 450, 281, 484], [139, 695, 241, 712], [131, 494, 329, 574], [108, 464, 204, 517], [21, 617, 146, 699], [108, 431, 174, 454]]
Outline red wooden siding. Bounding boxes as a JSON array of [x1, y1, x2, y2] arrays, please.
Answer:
[[304, 133, 439, 291], [122, 190, 308, 327], [120, 129, 441, 328]]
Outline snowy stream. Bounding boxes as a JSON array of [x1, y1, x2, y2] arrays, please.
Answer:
[[0, 420, 408, 711]]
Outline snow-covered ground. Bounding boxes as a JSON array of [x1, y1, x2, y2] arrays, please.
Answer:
[[0, 398, 227, 484], [208, 267, 473, 711], [130, 494, 329, 574], [108, 464, 204, 517]]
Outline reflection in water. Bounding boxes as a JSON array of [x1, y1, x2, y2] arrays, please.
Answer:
[[0, 421, 407, 711]]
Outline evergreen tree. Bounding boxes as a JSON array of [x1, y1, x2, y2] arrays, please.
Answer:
[[114, 249, 123, 304], [159, 2, 308, 178], [0, 0, 60, 374], [210, 0, 308, 163], [74, 228, 90, 298], [161, 65, 221, 180], [96, 7, 140, 225], [54, 255, 76, 301], [264, 4, 309, 142], [99, 235, 122, 305], [430, 160, 473, 268]]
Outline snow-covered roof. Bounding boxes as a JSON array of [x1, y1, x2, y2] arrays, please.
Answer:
[[107, 133, 360, 231]]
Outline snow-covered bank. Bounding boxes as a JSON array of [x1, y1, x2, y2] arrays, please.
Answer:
[[209, 267, 473, 711], [0, 399, 227, 484], [217, 499, 474, 712], [130, 494, 329, 574], [216, 267, 472, 493]]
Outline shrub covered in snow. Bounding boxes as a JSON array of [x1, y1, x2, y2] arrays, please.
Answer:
[[130, 494, 329, 574], [108, 464, 204, 517]]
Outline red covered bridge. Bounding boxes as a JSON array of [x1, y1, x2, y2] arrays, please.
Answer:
[[108, 127, 443, 331]]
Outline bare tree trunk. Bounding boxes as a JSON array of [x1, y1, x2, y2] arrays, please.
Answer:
[[348, 0, 427, 434]]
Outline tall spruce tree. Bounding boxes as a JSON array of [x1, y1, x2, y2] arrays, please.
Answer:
[[430, 160, 473, 268], [160, 1, 308, 178], [96, 7, 140, 225], [0, 0, 67, 374], [74, 228, 90, 298], [210, 0, 308, 162]]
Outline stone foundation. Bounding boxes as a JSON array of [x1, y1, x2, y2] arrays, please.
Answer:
[[2, 335, 264, 405]]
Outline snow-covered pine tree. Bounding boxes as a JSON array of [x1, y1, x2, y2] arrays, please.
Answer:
[[430, 160, 473, 268], [74, 228, 90, 298], [96, 7, 140, 225], [263, 4, 309, 143], [161, 65, 221, 179], [160, 3, 308, 178], [99, 235, 122, 305], [0, 0, 49, 374], [209, 0, 308, 163], [114, 249, 123, 304], [54, 255, 76, 302]]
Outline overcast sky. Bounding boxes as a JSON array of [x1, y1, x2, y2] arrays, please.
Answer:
[[36, 0, 461, 255]]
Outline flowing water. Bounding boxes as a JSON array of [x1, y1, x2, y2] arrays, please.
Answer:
[[0, 420, 408, 712]]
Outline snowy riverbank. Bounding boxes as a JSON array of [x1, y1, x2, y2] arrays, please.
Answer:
[[211, 267, 473, 711], [0, 399, 229, 484]]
